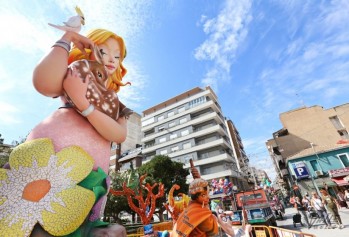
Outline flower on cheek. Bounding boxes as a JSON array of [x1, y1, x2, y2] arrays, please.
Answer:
[[0, 138, 95, 236]]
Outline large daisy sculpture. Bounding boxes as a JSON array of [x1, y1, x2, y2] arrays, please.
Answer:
[[0, 138, 96, 236]]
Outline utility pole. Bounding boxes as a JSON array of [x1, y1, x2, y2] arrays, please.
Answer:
[[115, 142, 121, 171]]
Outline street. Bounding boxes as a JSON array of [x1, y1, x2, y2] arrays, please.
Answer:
[[276, 206, 349, 237]]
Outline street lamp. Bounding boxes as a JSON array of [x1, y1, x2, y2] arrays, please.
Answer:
[[302, 160, 321, 196], [231, 185, 238, 211]]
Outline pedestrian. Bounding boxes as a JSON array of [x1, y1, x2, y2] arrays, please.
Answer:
[[345, 190, 349, 208], [320, 189, 344, 229], [289, 195, 296, 206], [295, 196, 310, 228], [310, 192, 333, 228], [302, 193, 311, 209], [336, 190, 348, 208]]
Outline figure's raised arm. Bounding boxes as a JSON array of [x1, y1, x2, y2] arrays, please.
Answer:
[[32, 31, 94, 97]]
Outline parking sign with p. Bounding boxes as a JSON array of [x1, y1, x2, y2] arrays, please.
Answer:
[[292, 162, 310, 179]]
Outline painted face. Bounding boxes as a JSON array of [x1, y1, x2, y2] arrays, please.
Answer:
[[197, 190, 210, 206], [95, 37, 121, 75]]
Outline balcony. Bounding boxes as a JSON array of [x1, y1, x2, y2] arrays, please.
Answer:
[[142, 100, 222, 132], [142, 124, 230, 154], [167, 138, 232, 159], [142, 111, 225, 143], [182, 153, 234, 169]]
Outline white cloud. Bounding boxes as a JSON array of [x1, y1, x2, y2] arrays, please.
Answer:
[[118, 61, 147, 110], [0, 101, 21, 124], [194, 0, 252, 89], [0, 65, 14, 93]]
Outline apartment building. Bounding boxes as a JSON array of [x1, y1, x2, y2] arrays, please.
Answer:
[[266, 103, 349, 191], [109, 112, 142, 171], [140, 86, 241, 188], [225, 119, 252, 190]]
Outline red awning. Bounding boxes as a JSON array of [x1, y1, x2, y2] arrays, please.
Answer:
[[331, 177, 349, 186]]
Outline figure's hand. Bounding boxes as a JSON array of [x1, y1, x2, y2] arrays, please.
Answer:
[[63, 67, 90, 111], [216, 213, 235, 236], [62, 31, 94, 55], [190, 167, 201, 178]]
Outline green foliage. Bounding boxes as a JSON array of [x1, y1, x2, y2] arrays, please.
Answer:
[[0, 134, 4, 144], [0, 134, 12, 168], [104, 171, 135, 224], [104, 156, 190, 223], [0, 156, 9, 168], [137, 155, 190, 221]]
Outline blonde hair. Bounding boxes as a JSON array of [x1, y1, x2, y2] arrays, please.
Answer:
[[68, 29, 129, 92]]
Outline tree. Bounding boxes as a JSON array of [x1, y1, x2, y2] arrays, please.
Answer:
[[0, 134, 12, 168], [104, 170, 135, 224], [137, 155, 189, 222]]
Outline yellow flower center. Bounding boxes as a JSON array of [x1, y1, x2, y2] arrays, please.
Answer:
[[22, 179, 51, 202]]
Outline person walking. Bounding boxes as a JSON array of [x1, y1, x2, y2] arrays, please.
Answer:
[[310, 192, 333, 228], [294, 196, 310, 228], [302, 193, 311, 209], [336, 190, 348, 208], [345, 190, 349, 208], [320, 189, 344, 229]]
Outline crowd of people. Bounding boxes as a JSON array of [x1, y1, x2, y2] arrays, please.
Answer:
[[289, 187, 348, 229]]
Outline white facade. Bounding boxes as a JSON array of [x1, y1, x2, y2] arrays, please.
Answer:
[[109, 112, 142, 171], [141, 86, 239, 182]]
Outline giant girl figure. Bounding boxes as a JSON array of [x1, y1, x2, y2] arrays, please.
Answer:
[[0, 29, 130, 236]]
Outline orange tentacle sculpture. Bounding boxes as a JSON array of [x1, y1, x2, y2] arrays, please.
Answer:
[[163, 184, 190, 223], [110, 174, 165, 225]]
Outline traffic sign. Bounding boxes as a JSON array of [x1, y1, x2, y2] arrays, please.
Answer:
[[292, 161, 310, 179]]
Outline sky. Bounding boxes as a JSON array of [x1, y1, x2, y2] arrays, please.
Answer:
[[1, 0, 349, 181]]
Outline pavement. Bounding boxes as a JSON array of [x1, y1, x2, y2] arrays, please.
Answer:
[[276, 206, 349, 237]]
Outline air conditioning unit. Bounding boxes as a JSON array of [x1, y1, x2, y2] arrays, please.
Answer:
[[315, 170, 323, 176]]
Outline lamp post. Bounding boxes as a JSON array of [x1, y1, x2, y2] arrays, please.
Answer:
[[231, 185, 238, 211], [302, 160, 321, 196]]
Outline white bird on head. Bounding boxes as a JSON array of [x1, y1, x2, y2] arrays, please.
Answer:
[[48, 6, 85, 33]]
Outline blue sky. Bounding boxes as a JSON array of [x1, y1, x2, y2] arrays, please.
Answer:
[[1, 0, 349, 181]]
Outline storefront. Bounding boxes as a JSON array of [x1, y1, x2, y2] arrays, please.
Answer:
[[329, 167, 349, 187], [296, 177, 338, 197]]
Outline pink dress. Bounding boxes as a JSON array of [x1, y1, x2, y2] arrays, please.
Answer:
[[27, 107, 111, 173]]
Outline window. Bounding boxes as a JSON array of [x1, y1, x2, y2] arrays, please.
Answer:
[[329, 116, 344, 130], [111, 142, 118, 150], [181, 130, 189, 137], [169, 121, 176, 127], [168, 111, 175, 117], [183, 155, 193, 164], [183, 142, 192, 149], [310, 160, 321, 171], [158, 126, 165, 132], [338, 129, 349, 139], [170, 134, 178, 140], [158, 115, 165, 121], [178, 107, 185, 113], [189, 96, 207, 108], [179, 118, 187, 124], [159, 137, 167, 143], [338, 154, 349, 167], [160, 149, 168, 155], [171, 146, 179, 152]]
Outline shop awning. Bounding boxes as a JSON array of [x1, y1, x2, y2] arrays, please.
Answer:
[[331, 177, 349, 186]]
